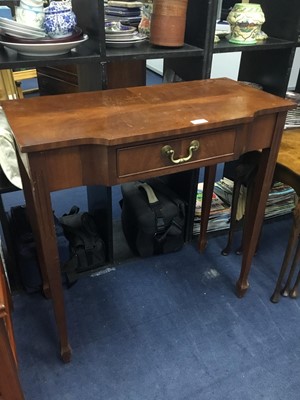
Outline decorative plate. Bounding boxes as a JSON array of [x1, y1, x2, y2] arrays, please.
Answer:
[[0, 34, 88, 56], [106, 33, 145, 43], [0, 24, 46, 39], [105, 21, 136, 34], [105, 36, 146, 48], [105, 31, 138, 40], [0, 17, 45, 33], [2, 27, 83, 44]]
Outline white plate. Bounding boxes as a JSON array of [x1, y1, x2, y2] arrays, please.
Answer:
[[215, 31, 229, 38], [106, 33, 146, 43], [0, 24, 46, 39], [0, 17, 45, 33], [106, 37, 146, 48], [105, 31, 138, 39], [0, 34, 88, 56]]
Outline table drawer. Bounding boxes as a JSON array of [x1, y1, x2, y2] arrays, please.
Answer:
[[117, 128, 236, 178]]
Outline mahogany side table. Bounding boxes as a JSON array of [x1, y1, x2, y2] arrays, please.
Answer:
[[1, 78, 294, 361]]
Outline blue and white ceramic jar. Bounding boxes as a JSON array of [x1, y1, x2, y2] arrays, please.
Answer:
[[44, 1, 77, 38]]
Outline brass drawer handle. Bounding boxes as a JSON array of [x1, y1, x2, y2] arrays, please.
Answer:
[[161, 140, 200, 164]]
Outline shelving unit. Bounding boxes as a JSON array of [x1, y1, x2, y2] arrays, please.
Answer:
[[0, 1, 298, 99], [214, 0, 300, 227], [0, 0, 299, 267], [0, 0, 215, 267], [214, 0, 300, 97]]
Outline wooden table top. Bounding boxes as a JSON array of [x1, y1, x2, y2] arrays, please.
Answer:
[[277, 129, 300, 176], [1, 78, 294, 154]]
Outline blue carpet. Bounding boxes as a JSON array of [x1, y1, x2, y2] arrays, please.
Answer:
[[9, 189, 300, 399]]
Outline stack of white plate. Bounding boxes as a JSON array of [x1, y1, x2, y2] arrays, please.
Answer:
[[105, 21, 147, 48], [0, 17, 89, 56], [0, 17, 46, 39]]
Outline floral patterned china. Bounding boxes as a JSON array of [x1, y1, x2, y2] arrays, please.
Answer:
[[105, 20, 145, 47], [44, 1, 77, 38], [105, 21, 136, 34]]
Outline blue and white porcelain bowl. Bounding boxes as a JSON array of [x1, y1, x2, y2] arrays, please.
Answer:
[[44, 1, 77, 38]]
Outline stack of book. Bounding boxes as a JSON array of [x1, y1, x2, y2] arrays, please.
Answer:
[[105, 1, 142, 23], [193, 178, 296, 235]]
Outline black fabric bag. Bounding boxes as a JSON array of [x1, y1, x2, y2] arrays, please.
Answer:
[[10, 205, 69, 293], [59, 206, 106, 286], [120, 179, 186, 257]]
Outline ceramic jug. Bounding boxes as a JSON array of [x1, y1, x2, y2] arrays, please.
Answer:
[[227, 3, 265, 45]]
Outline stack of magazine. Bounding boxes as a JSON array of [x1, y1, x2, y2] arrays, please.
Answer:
[[193, 182, 231, 234], [285, 91, 300, 129], [193, 178, 296, 235]]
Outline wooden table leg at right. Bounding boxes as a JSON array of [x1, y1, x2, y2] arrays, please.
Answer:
[[236, 112, 288, 297]]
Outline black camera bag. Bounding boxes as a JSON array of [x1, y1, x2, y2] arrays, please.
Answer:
[[120, 179, 186, 257]]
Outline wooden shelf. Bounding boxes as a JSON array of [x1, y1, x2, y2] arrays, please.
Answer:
[[0, 41, 101, 70], [105, 41, 203, 61], [214, 37, 296, 54]]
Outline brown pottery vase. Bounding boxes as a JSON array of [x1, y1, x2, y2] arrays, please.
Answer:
[[150, 0, 189, 47]]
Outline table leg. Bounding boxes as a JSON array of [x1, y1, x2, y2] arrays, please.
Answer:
[[286, 239, 300, 299], [18, 155, 72, 362], [282, 202, 300, 298], [236, 114, 287, 297], [270, 202, 300, 302], [199, 165, 217, 252], [289, 241, 300, 299], [236, 150, 272, 296]]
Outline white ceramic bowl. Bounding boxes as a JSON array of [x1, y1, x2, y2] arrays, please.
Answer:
[[15, 6, 45, 29]]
